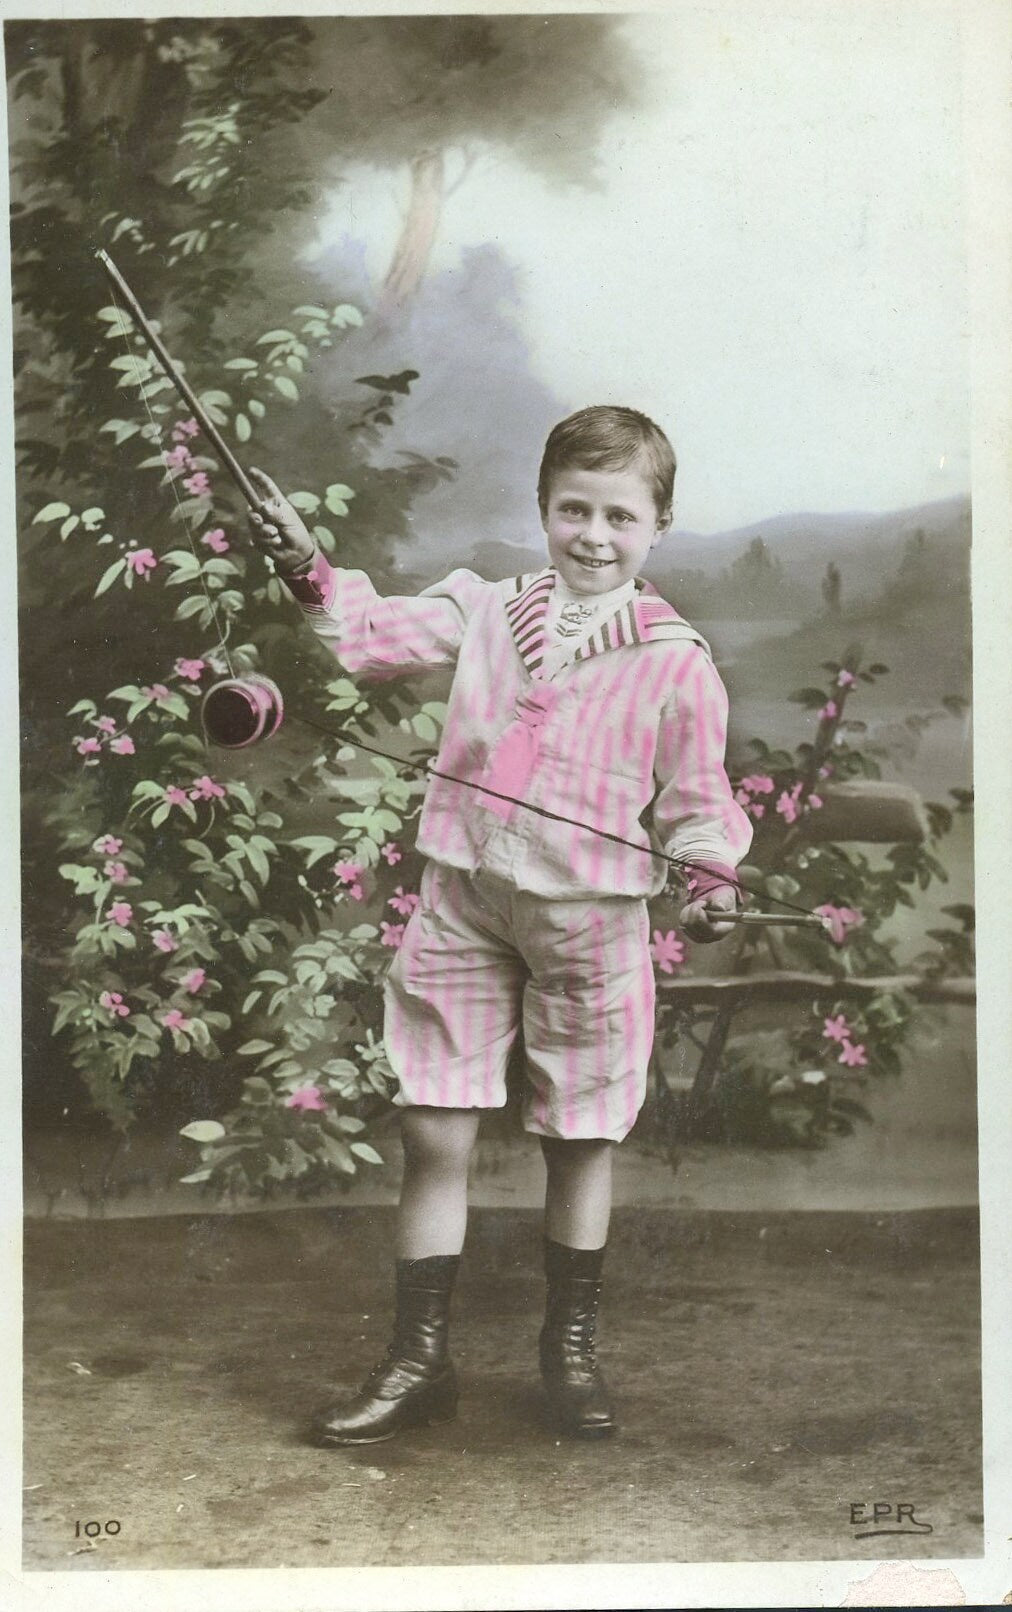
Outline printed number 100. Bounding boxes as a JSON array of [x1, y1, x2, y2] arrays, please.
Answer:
[[75, 1520, 121, 1537]]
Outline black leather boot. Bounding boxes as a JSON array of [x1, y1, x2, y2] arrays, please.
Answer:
[[538, 1238, 615, 1439], [311, 1254, 460, 1447]]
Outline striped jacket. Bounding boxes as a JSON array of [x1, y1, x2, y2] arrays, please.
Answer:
[[284, 556, 752, 899]]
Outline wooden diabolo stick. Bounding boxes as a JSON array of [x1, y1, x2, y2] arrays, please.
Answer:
[[95, 249, 262, 510]]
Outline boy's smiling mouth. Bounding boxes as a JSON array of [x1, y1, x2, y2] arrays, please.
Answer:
[[571, 554, 614, 570]]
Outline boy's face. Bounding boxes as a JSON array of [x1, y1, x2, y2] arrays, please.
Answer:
[[540, 464, 670, 596]]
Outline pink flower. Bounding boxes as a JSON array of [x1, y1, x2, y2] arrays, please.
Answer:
[[201, 529, 229, 554], [180, 967, 206, 994], [160, 1009, 192, 1032], [104, 860, 129, 884], [286, 1085, 327, 1112], [819, 765, 833, 779], [749, 802, 766, 819], [836, 669, 856, 688], [126, 548, 158, 577], [108, 902, 133, 928], [776, 790, 801, 824], [164, 444, 193, 470], [174, 657, 205, 681], [99, 990, 130, 1018], [380, 842, 402, 866], [96, 715, 118, 734], [818, 700, 838, 722], [173, 418, 200, 439], [822, 1014, 852, 1044], [380, 922, 406, 949], [165, 785, 190, 807], [388, 887, 420, 917], [740, 774, 775, 796], [75, 736, 101, 756], [814, 904, 864, 945], [142, 683, 171, 703], [94, 836, 123, 855], [110, 735, 135, 755], [152, 929, 177, 953], [183, 471, 210, 497], [650, 929, 686, 975], [807, 793, 823, 810], [348, 884, 364, 902], [333, 860, 362, 886], [838, 1040, 868, 1068], [189, 775, 226, 800]]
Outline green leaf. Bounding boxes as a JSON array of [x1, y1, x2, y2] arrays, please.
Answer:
[[179, 1120, 226, 1143], [349, 1142, 383, 1166], [258, 329, 296, 344], [248, 399, 266, 419], [273, 375, 299, 402], [235, 412, 251, 442], [293, 305, 329, 319], [331, 304, 363, 328], [60, 515, 80, 540], [289, 835, 339, 869], [321, 1135, 356, 1174], [58, 863, 102, 894], [94, 557, 127, 596], [238, 1039, 274, 1055], [289, 491, 320, 514], [224, 358, 258, 370], [32, 501, 71, 523]]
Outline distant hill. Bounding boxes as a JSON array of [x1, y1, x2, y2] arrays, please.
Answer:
[[645, 496, 970, 617], [395, 496, 972, 622]]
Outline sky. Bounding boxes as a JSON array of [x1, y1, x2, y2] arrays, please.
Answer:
[[310, 2, 969, 534]]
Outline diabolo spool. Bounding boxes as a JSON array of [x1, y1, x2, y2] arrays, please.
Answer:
[[200, 674, 284, 749]]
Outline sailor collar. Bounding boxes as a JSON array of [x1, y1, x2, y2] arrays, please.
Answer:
[[503, 568, 711, 677]]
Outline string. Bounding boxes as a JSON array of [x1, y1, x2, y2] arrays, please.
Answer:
[[101, 265, 823, 925], [107, 280, 237, 679], [287, 709, 822, 919]]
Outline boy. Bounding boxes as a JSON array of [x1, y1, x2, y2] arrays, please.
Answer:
[[246, 405, 752, 1444]]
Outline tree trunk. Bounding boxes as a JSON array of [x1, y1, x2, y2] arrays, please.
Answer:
[[377, 149, 445, 316]]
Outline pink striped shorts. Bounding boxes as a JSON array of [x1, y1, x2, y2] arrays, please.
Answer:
[[383, 862, 656, 1141]]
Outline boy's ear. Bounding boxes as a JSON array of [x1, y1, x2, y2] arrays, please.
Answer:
[[653, 506, 673, 540]]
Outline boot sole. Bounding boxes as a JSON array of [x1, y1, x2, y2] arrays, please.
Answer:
[[314, 1407, 457, 1447], [311, 1388, 459, 1447]]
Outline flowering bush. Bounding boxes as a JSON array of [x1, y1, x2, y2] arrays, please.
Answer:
[[32, 285, 453, 1180], [646, 657, 974, 1149]]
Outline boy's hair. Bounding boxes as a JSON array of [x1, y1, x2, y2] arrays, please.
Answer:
[[537, 405, 676, 519]]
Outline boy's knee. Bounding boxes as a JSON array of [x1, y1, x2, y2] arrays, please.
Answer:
[[540, 1135, 613, 1168], [401, 1106, 477, 1170]]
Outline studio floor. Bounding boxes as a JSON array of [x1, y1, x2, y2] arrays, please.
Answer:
[[22, 1205, 982, 1571]]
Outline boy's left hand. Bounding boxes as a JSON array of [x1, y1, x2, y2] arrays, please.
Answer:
[[678, 885, 739, 942]]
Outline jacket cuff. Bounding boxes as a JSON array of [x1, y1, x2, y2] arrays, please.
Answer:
[[279, 549, 336, 613], [682, 859, 742, 903]]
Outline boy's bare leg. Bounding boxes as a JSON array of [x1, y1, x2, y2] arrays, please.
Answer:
[[396, 1105, 481, 1258], [541, 1136, 614, 1248]]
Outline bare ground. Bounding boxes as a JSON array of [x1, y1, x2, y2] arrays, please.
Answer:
[[23, 1205, 982, 1571]]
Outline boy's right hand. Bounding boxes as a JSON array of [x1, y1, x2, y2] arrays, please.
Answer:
[[246, 467, 316, 574]]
